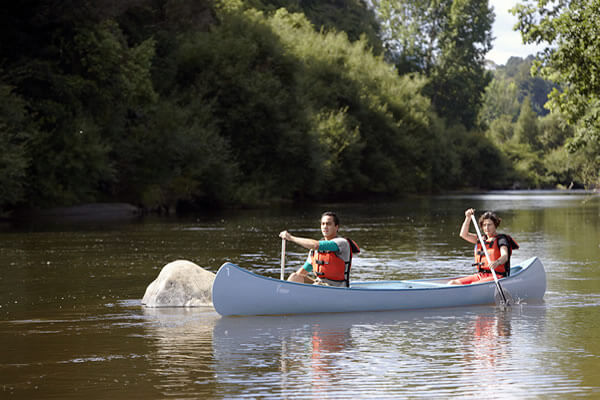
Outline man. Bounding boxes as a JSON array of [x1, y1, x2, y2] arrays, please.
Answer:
[[279, 211, 358, 287]]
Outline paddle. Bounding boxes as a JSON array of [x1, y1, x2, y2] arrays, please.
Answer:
[[280, 238, 286, 280], [471, 215, 511, 306]]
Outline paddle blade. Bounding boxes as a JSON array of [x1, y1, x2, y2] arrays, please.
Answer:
[[494, 286, 514, 306]]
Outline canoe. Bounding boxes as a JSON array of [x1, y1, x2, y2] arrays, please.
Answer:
[[212, 256, 546, 316]]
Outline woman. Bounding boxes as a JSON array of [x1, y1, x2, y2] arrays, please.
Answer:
[[449, 208, 518, 285]]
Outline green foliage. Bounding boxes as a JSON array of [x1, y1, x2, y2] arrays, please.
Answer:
[[513, 1, 600, 188], [487, 115, 515, 143], [542, 147, 576, 187], [21, 19, 157, 206], [27, 118, 114, 206], [173, 8, 319, 203], [373, 0, 443, 72], [428, 0, 494, 129], [0, 83, 31, 210], [479, 79, 520, 126], [479, 56, 556, 133], [253, 0, 383, 54], [485, 104, 582, 189], [480, 53, 589, 189], [312, 107, 366, 193], [75, 20, 157, 109], [537, 112, 571, 151], [372, 0, 494, 129], [267, 8, 444, 194], [450, 127, 511, 189], [3, 0, 561, 213], [122, 97, 237, 210], [514, 98, 540, 150]]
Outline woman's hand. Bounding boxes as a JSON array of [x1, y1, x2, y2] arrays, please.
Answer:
[[465, 208, 475, 219]]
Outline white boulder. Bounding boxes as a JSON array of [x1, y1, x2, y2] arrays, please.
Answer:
[[142, 260, 216, 307]]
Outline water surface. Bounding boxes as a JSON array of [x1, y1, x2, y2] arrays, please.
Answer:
[[1, 192, 599, 398]]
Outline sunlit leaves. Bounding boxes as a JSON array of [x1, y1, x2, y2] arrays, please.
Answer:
[[513, 0, 600, 187]]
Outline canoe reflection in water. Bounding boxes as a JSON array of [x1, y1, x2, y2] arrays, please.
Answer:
[[211, 305, 547, 398], [142, 304, 547, 398], [213, 313, 361, 396], [465, 310, 512, 373]]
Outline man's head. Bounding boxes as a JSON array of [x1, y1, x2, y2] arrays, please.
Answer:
[[320, 211, 339, 240]]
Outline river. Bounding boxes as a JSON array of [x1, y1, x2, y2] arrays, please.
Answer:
[[1, 191, 599, 398]]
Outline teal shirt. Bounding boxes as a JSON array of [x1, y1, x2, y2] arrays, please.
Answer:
[[302, 240, 340, 272]]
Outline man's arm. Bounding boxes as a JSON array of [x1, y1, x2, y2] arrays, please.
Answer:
[[279, 230, 319, 250]]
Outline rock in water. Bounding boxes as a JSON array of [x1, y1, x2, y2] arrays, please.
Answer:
[[142, 260, 216, 307]]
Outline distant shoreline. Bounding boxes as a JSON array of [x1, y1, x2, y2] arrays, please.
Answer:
[[8, 203, 142, 222]]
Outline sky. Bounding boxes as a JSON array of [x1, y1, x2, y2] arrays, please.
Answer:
[[487, 0, 545, 65]]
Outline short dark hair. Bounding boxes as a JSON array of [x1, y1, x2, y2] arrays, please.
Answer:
[[479, 211, 502, 228], [321, 211, 339, 226]]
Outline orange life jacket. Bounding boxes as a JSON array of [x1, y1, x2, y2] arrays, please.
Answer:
[[311, 238, 360, 287], [473, 234, 519, 277]]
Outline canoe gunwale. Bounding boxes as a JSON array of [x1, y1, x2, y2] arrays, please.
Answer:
[[217, 260, 531, 292]]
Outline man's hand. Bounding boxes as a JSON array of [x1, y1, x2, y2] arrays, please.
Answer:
[[279, 230, 291, 241]]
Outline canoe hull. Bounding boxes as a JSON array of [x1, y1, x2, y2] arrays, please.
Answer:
[[212, 257, 546, 316]]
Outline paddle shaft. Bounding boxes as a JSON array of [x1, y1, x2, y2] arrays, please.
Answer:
[[471, 215, 508, 304], [280, 239, 286, 280]]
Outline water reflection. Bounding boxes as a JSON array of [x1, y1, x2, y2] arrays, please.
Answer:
[[460, 310, 513, 394], [142, 307, 219, 397], [210, 305, 555, 398], [309, 322, 351, 397]]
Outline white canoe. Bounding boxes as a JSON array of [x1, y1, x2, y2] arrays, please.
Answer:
[[212, 257, 546, 316]]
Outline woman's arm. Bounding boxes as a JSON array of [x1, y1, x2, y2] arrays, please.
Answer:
[[460, 208, 478, 244], [488, 246, 509, 271]]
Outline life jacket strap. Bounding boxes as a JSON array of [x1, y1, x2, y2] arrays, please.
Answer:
[[476, 266, 508, 277]]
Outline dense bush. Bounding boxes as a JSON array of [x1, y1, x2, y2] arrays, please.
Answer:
[[5, 0, 585, 214]]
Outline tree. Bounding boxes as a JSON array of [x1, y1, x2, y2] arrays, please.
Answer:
[[478, 78, 520, 126], [513, 0, 600, 188], [0, 83, 32, 211], [371, 0, 442, 73], [371, 0, 494, 129], [255, 0, 384, 54], [514, 97, 540, 150], [0, 1, 159, 207], [426, 0, 494, 129]]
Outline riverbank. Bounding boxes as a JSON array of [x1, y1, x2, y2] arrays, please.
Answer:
[[6, 203, 142, 222]]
